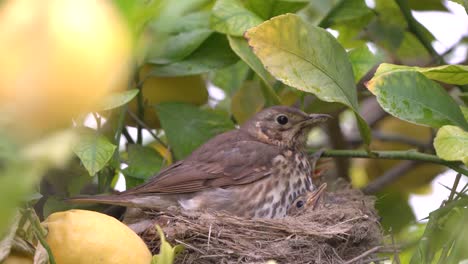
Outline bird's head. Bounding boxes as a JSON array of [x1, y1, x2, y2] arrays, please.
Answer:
[[242, 106, 331, 149]]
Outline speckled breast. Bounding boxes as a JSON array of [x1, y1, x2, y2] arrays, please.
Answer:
[[232, 149, 313, 218]]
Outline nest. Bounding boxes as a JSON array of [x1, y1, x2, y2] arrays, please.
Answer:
[[138, 183, 383, 264]]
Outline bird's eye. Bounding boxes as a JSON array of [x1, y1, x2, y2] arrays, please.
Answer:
[[276, 115, 288, 125], [296, 200, 305, 208]]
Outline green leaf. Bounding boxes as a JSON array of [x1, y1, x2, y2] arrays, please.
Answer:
[[227, 36, 280, 105], [113, 0, 162, 37], [374, 0, 435, 44], [319, 0, 374, 28], [375, 63, 468, 85], [151, 225, 185, 264], [147, 10, 213, 64], [460, 92, 468, 105], [148, 34, 238, 76], [366, 18, 405, 52], [211, 61, 250, 95], [242, 0, 309, 20], [123, 144, 163, 185], [461, 106, 468, 121], [375, 191, 415, 233], [395, 32, 431, 65], [211, 0, 263, 36], [410, 198, 468, 263], [231, 80, 265, 124], [98, 89, 139, 111], [228, 36, 274, 86], [434, 125, 468, 166], [332, 15, 373, 48], [245, 13, 358, 110], [348, 45, 383, 82], [367, 71, 468, 130], [245, 13, 371, 144], [73, 128, 116, 176], [0, 164, 40, 234], [156, 103, 235, 159], [0, 130, 75, 233]]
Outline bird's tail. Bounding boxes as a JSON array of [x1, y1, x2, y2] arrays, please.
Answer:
[[67, 194, 178, 210], [66, 194, 136, 207]]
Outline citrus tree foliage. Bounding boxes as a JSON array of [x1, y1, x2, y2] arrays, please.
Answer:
[[1, 0, 468, 263]]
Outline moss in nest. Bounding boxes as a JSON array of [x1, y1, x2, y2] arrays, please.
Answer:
[[136, 184, 384, 264]]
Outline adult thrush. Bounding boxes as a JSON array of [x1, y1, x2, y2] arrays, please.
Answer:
[[71, 106, 330, 218]]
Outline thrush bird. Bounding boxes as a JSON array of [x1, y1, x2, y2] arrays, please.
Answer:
[[71, 106, 330, 218], [287, 183, 327, 216]]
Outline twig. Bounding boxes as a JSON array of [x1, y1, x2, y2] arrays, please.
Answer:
[[113, 105, 127, 147], [92, 112, 102, 130], [121, 127, 135, 145], [390, 228, 401, 264], [362, 160, 420, 194], [127, 109, 168, 148], [134, 66, 144, 145], [439, 184, 466, 200], [366, 257, 390, 263], [448, 173, 462, 202], [317, 149, 468, 176], [207, 224, 212, 250], [342, 245, 384, 264], [174, 239, 206, 255]]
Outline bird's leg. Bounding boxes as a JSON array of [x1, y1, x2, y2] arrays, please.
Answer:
[[305, 183, 327, 210]]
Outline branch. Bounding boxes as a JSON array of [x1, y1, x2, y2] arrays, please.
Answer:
[[127, 109, 168, 148], [314, 149, 468, 176]]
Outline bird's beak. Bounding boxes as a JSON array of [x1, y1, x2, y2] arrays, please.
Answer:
[[306, 183, 327, 210], [305, 113, 332, 124]]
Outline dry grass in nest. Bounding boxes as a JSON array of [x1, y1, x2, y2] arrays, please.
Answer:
[[137, 183, 384, 263]]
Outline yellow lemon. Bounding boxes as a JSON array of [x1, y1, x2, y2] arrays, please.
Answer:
[[43, 209, 152, 264], [353, 117, 444, 193], [126, 65, 208, 128], [0, 0, 131, 137], [2, 253, 33, 264]]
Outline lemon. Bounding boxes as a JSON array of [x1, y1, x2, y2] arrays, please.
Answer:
[[0, 0, 131, 137], [2, 253, 33, 264], [353, 117, 444, 193], [43, 209, 152, 264], [126, 65, 208, 128]]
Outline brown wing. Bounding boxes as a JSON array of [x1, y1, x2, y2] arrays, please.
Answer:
[[123, 130, 281, 195]]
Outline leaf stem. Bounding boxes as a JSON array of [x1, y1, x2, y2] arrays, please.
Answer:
[[127, 109, 168, 148], [122, 127, 135, 145], [92, 112, 102, 130], [134, 66, 144, 145], [448, 173, 462, 202], [315, 149, 468, 176]]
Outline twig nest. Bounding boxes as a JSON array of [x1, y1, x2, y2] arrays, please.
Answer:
[[139, 183, 383, 264]]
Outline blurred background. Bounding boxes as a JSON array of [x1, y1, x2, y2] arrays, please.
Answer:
[[1, 0, 467, 263]]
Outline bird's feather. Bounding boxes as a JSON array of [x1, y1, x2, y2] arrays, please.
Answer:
[[122, 130, 281, 195]]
